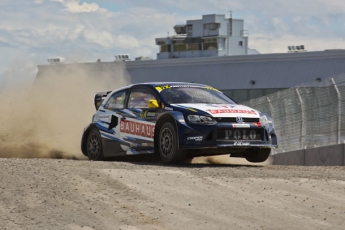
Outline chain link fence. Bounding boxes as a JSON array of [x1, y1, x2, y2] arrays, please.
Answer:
[[242, 73, 345, 154]]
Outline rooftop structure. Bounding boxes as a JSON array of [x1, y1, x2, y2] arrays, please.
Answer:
[[155, 14, 253, 59]]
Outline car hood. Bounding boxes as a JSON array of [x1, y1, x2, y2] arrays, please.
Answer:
[[170, 104, 260, 118]]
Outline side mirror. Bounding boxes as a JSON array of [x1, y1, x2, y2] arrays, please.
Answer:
[[148, 99, 159, 109]]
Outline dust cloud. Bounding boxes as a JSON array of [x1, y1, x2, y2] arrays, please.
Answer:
[[0, 63, 130, 159]]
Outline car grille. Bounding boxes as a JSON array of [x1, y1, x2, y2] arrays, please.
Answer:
[[215, 117, 259, 123]]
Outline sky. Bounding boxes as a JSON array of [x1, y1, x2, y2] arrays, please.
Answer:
[[0, 0, 344, 89]]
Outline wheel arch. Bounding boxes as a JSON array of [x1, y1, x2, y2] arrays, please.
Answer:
[[81, 124, 99, 156], [154, 112, 181, 155]]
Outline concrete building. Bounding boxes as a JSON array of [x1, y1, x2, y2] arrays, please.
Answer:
[[155, 14, 252, 59], [36, 50, 345, 103]]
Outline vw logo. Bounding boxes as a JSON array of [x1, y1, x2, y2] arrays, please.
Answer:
[[236, 116, 243, 123]]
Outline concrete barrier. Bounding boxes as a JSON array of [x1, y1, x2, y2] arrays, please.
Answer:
[[273, 150, 305, 166], [273, 144, 345, 166]]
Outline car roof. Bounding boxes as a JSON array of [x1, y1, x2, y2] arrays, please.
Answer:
[[111, 82, 210, 92], [139, 82, 208, 87], [131, 82, 209, 88]]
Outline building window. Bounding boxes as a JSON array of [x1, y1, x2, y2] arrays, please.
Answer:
[[172, 40, 186, 51], [186, 43, 201, 51], [157, 41, 166, 45], [173, 44, 187, 51], [160, 45, 171, 52], [203, 38, 218, 50], [239, 41, 243, 47], [204, 23, 220, 30], [173, 40, 185, 44], [187, 25, 193, 37]]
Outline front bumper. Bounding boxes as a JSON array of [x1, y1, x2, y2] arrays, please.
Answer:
[[177, 121, 278, 150]]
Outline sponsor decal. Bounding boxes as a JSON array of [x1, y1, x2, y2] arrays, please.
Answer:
[[155, 84, 220, 92], [224, 130, 258, 140], [155, 85, 171, 92], [205, 86, 221, 92], [95, 115, 111, 120], [234, 142, 250, 146], [232, 124, 250, 128], [187, 136, 203, 141], [139, 110, 156, 118], [206, 104, 236, 108], [147, 112, 156, 117], [165, 107, 173, 111], [120, 120, 155, 138], [187, 108, 198, 112], [207, 109, 257, 115]]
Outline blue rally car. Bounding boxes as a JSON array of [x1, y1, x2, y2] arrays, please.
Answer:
[[81, 82, 278, 163]]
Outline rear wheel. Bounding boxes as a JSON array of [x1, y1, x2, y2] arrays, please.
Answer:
[[158, 122, 185, 164], [245, 148, 271, 163], [86, 128, 104, 161]]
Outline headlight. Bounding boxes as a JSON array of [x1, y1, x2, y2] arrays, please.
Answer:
[[259, 115, 269, 127], [187, 115, 216, 125], [260, 115, 275, 132]]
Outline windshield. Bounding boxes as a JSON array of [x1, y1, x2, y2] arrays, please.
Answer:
[[158, 86, 236, 104]]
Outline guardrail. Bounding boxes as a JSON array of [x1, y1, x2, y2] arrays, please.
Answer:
[[243, 73, 345, 155]]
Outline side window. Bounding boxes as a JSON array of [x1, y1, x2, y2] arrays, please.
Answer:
[[104, 90, 127, 109], [128, 88, 157, 109]]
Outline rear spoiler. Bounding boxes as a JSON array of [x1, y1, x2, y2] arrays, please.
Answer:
[[94, 91, 112, 110]]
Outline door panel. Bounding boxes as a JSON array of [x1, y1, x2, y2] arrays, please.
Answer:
[[97, 90, 128, 157], [120, 87, 164, 153]]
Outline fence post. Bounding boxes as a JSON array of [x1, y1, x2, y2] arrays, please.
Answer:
[[266, 96, 274, 117], [295, 88, 305, 149], [331, 78, 341, 144]]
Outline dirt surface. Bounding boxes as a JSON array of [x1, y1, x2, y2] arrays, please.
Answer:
[[1, 157, 345, 230]]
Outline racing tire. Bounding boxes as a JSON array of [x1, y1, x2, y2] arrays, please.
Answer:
[[158, 122, 186, 164], [245, 148, 271, 163], [86, 128, 104, 161]]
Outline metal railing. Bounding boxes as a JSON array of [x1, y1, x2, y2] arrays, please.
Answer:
[[242, 73, 345, 154]]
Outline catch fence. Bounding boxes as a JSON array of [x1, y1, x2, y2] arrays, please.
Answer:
[[242, 73, 345, 154]]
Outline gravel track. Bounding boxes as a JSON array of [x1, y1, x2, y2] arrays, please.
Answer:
[[1, 158, 345, 230]]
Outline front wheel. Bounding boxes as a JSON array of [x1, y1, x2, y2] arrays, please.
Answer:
[[158, 122, 185, 164], [245, 148, 271, 163], [86, 128, 104, 161]]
